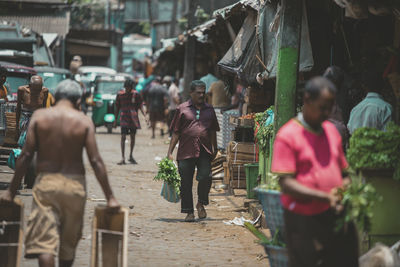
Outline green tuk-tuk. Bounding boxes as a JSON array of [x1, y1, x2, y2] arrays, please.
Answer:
[[92, 74, 128, 133]]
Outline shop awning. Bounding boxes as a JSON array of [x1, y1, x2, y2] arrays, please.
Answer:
[[0, 13, 70, 36], [213, 0, 260, 20]]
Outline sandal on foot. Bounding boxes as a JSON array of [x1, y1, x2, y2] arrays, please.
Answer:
[[184, 213, 195, 222], [117, 160, 126, 165], [196, 203, 207, 219], [129, 157, 138, 164]]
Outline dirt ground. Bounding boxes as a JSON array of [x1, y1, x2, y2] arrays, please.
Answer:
[[0, 115, 268, 267]]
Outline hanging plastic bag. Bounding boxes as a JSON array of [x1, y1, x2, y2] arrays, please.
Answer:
[[160, 181, 180, 203]]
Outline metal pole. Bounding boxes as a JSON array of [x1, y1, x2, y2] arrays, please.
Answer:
[[170, 0, 178, 37], [273, 0, 303, 131]]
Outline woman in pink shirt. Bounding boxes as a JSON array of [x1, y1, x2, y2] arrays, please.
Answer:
[[272, 77, 358, 267]]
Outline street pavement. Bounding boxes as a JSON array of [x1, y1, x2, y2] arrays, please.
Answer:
[[1, 114, 268, 267]]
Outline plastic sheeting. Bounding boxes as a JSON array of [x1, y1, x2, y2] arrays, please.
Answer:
[[217, 13, 260, 86], [218, 1, 314, 84]]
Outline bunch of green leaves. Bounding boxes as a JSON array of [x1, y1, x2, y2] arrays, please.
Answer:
[[154, 158, 181, 195], [254, 106, 274, 155], [336, 174, 382, 232], [244, 222, 286, 247], [347, 123, 400, 180], [258, 173, 280, 191]]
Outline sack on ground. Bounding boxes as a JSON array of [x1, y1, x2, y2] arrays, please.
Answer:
[[161, 181, 180, 203]]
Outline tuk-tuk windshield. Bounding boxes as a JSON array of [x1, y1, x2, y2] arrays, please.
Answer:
[[5, 76, 30, 94], [96, 81, 124, 95], [39, 72, 68, 93]]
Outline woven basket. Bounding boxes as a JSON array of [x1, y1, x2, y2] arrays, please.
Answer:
[[262, 244, 288, 267], [255, 188, 285, 241]]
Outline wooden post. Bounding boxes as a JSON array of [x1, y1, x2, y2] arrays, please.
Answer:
[[273, 0, 303, 131], [182, 0, 198, 101]]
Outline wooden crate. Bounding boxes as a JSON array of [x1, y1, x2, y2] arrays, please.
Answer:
[[91, 206, 129, 267], [227, 142, 257, 163], [0, 199, 24, 267], [229, 179, 247, 189]]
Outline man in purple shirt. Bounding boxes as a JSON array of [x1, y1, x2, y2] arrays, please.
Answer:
[[167, 80, 220, 222]]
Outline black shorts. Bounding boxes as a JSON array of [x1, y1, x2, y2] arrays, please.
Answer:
[[121, 127, 137, 135]]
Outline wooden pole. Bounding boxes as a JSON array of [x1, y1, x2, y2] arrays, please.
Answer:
[[273, 0, 303, 131], [182, 0, 198, 101], [170, 0, 178, 37]]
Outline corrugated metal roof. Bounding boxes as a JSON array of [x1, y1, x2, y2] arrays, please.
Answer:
[[213, 0, 261, 19], [4, 0, 66, 3], [186, 18, 216, 43], [0, 13, 70, 36]]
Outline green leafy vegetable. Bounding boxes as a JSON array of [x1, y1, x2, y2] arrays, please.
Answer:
[[254, 106, 274, 156], [244, 222, 286, 247], [347, 123, 400, 180], [336, 174, 381, 232], [257, 173, 281, 191], [154, 158, 181, 195]]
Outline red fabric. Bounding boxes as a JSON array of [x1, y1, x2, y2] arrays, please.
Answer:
[[271, 119, 348, 215], [170, 100, 220, 160], [116, 90, 143, 129]]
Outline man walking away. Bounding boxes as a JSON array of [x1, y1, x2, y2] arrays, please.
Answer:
[[114, 78, 146, 165], [271, 77, 359, 267], [0, 80, 119, 267], [167, 78, 180, 137], [347, 71, 392, 135], [167, 80, 220, 222], [147, 77, 168, 138]]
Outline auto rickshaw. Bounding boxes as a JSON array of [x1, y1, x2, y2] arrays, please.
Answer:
[[91, 74, 128, 133]]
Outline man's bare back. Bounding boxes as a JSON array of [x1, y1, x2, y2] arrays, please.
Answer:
[[32, 103, 92, 175]]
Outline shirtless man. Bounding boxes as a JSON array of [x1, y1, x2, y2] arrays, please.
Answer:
[[0, 79, 119, 267], [16, 75, 48, 144]]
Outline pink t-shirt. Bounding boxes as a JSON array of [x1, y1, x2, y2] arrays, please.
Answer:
[[271, 119, 348, 215]]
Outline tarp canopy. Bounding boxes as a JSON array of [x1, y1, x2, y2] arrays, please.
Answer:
[[217, 13, 260, 86], [218, 1, 314, 84]]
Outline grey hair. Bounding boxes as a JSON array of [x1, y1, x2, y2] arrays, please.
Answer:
[[54, 79, 82, 103]]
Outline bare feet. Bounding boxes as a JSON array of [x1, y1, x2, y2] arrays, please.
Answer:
[[129, 157, 137, 164], [117, 160, 126, 165]]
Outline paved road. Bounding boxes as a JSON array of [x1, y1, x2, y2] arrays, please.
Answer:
[[1, 116, 268, 266]]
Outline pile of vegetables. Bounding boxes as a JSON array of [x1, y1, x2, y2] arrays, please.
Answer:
[[347, 123, 400, 180], [154, 158, 181, 195], [336, 174, 381, 232], [254, 106, 274, 155]]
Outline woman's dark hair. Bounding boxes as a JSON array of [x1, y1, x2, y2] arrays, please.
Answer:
[[305, 76, 337, 100], [190, 80, 206, 92], [124, 78, 136, 89]]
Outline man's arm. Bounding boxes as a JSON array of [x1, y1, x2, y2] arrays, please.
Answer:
[[279, 175, 339, 208], [42, 88, 49, 108], [85, 120, 119, 208], [113, 96, 120, 128], [167, 132, 180, 160], [15, 87, 24, 139], [210, 131, 217, 159], [1, 114, 38, 201]]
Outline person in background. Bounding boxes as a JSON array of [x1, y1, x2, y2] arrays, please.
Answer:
[[272, 77, 359, 267], [16, 76, 48, 145], [0, 67, 9, 101], [347, 71, 393, 134], [323, 66, 349, 149], [167, 80, 220, 222], [167, 77, 180, 137], [114, 79, 146, 165], [0, 80, 119, 267], [146, 77, 168, 138], [207, 79, 230, 109], [221, 79, 245, 116]]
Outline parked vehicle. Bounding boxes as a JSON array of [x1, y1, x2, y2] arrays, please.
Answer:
[[77, 66, 116, 91], [0, 61, 37, 101], [92, 74, 128, 133], [35, 66, 71, 92]]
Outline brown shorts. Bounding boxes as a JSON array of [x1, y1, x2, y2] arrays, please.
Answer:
[[24, 173, 86, 261], [149, 111, 165, 122]]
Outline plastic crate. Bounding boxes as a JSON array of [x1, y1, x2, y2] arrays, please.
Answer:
[[254, 188, 285, 241], [262, 244, 288, 267]]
